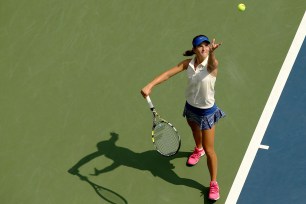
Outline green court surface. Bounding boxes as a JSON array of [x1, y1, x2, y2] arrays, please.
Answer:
[[1, 0, 305, 203]]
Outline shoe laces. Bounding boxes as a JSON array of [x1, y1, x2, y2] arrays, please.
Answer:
[[190, 150, 202, 158], [210, 183, 219, 194]]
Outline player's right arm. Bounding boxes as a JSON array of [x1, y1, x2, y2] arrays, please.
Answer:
[[141, 59, 191, 98]]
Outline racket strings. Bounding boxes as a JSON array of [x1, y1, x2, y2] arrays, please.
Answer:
[[153, 122, 180, 156]]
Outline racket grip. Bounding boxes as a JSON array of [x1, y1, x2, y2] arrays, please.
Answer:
[[146, 96, 154, 109]]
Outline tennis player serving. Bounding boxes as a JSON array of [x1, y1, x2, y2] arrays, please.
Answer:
[[141, 35, 225, 201]]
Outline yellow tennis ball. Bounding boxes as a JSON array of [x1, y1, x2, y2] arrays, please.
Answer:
[[238, 3, 246, 11]]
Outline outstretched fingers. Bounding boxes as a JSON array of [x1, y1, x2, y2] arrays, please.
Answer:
[[210, 38, 222, 52]]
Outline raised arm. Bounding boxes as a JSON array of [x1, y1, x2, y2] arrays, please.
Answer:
[[207, 38, 222, 73], [141, 59, 190, 98]]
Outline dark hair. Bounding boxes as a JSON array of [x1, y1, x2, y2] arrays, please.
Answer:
[[183, 49, 195, 56], [183, 34, 209, 56]]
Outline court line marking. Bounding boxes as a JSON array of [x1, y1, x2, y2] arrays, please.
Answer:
[[258, 145, 269, 150], [225, 11, 306, 204]]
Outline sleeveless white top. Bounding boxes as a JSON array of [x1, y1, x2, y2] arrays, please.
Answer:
[[185, 57, 216, 109]]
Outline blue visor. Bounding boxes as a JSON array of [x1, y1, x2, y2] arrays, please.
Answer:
[[192, 36, 210, 47]]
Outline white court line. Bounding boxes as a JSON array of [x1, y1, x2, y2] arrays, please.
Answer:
[[225, 11, 306, 204], [259, 145, 269, 150]]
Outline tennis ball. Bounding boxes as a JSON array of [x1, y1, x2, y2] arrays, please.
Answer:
[[238, 3, 246, 11]]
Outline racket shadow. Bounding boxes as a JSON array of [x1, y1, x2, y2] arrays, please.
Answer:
[[74, 172, 128, 204], [68, 132, 209, 202]]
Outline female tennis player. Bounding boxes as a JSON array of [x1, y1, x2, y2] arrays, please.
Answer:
[[140, 35, 225, 201]]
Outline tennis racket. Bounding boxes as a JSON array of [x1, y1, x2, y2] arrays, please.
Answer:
[[145, 96, 181, 156]]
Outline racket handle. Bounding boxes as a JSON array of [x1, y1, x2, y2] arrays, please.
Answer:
[[146, 96, 154, 109]]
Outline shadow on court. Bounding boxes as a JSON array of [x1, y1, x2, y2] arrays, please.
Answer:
[[68, 132, 215, 204], [73, 172, 128, 204]]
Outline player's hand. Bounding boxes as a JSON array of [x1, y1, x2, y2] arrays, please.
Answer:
[[209, 38, 222, 53], [140, 86, 151, 98]]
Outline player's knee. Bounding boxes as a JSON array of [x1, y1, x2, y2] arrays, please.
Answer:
[[204, 147, 215, 156]]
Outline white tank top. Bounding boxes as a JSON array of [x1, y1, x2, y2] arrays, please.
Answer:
[[185, 57, 216, 109]]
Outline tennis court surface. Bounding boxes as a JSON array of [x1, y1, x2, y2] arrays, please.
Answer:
[[1, 1, 306, 203]]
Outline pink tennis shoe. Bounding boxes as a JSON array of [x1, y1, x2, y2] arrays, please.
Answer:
[[209, 181, 220, 201], [187, 147, 205, 166]]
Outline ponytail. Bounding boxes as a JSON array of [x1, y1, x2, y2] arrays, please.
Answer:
[[183, 49, 195, 56]]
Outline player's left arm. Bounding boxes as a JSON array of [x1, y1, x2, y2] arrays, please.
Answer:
[[207, 38, 222, 74]]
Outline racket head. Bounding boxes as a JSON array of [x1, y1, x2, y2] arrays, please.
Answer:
[[152, 120, 181, 156]]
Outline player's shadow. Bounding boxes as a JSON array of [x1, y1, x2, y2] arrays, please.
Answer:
[[68, 132, 213, 203]]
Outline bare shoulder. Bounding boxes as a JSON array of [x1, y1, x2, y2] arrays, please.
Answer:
[[178, 58, 192, 70]]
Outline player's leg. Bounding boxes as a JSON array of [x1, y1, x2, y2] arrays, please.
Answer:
[[187, 120, 202, 148], [202, 126, 217, 180], [202, 125, 220, 200], [186, 120, 205, 166]]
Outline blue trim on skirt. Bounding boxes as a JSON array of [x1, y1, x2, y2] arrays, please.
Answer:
[[183, 102, 226, 130]]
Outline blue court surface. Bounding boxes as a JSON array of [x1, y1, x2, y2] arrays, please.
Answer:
[[238, 37, 306, 204], [226, 11, 306, 204]]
